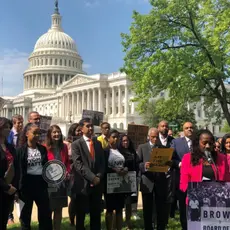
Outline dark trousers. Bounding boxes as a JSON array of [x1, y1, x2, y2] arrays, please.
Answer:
[[0, 193, 11, 230], [75, 188, 102, 230], [8, 199, 14, 219], [177, 189, 187, 230], [69, 196, 76, 224], [19, 176, 52, 230], [170, 194, 178, 218], [142, 191, 169, 230]]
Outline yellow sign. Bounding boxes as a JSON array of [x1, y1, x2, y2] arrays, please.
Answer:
[[148, 148, 174, 173]]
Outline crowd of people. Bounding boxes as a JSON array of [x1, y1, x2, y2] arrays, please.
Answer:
[[1, 111, 230, 230]]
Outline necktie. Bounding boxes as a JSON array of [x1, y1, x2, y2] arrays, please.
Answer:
[[89, 139, 95, 160]]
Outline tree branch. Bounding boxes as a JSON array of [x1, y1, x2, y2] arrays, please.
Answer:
[[160, 43, 200, 50]]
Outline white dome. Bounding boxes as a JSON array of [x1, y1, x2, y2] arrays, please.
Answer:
[[34, 30, 77, 52], [33, 11, 77, 53]]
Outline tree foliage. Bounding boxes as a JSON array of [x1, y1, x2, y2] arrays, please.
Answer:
[[143, 98, 197, 130], [121, 0, 230, 125], [221, 121, 230, 133]]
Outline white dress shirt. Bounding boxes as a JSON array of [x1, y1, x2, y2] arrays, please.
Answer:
[[83, 135, 91, 152], [159, 134, 168, 146], [185, 136, 192, 150]]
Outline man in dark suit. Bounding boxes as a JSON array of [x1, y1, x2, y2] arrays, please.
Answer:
[[138, 128, 169, 230], [157, 120, 174, 148], [71, 118, 105, 230], [171, 122, 194, 230], [157, 120, 174, 224]]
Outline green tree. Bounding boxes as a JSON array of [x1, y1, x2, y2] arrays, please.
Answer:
[[142, 98, 197, 130], [121, 0, 230, 125], [221, 121, 230, 133]]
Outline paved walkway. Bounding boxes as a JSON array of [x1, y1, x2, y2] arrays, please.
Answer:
[[12, 193, 143, 223]]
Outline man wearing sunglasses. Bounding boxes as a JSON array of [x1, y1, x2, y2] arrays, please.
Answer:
[[71, 118, 105, 230]]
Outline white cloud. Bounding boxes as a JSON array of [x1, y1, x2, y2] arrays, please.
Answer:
[[0, 49, 29, 96], [84, 0, 99, 7], [83, 63, 92, 72]]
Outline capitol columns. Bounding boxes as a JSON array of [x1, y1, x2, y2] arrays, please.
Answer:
[[98, 88, 102, 112], [118, 86, 122, 115], [92, 88, 96, 111], [52, 74, 55, 87], [125, 86, 128, 114], [87, 90, 90, 110], [71, 92, 75, 116], [61, 94, 65, 118], [76, 91, 79, 115], [106, 89, 109, 115], [82, 90, 85, 110], [112, 87, 115, 116]]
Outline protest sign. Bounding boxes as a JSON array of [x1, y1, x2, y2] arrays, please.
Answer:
[[107, 171, 137, 194], [187, 182, 230, 230], [82, 110, 103, 126], [39, 115, 52, 142], [148, 148, 173, 172], [127, 124, 148, 150]]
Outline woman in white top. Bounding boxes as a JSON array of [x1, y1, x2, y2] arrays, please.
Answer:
[[16, 123, 52, 230], [104, 129, 128, 230]]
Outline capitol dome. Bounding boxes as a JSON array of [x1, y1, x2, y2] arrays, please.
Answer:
[[23, 2, 85, 94], [34, 31, 77, 52], [34, 10, 78, 53]]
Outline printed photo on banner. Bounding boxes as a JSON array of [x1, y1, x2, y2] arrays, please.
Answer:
[[127, 124, 148, 150], [107, 171, 137, 194], [148, 148, 173, 173], [82, 110, 104, 126], [187, 182, 230, 230]]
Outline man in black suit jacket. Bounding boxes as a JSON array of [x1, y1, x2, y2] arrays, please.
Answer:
[[71, 118, 105, 230], [171, 122, 194, 230], [157, 120, 174, 224], [138, 128, 169, 230]]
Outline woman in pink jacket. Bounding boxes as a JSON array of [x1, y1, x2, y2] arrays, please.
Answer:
[[180, 129, 229, 193]]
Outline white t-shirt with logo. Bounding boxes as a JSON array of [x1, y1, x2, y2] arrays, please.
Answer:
[[108, 149, 125, 169], [27, 147, 43, 175]]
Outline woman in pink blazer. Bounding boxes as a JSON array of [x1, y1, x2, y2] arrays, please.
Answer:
[[180, 129, 229, 193]]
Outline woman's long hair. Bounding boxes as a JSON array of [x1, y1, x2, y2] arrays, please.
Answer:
[[118, 134, 136, 153], [18, 123, 39, 148], [45, 125, 63, 150], [191, 129, 216, 166], [0, 117, 12, 131], [66, 123, 79, 142], [220, 133, 230, 154]]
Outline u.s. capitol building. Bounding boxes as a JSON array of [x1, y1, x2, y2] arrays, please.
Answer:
[[1, 3, 142, 131], [1, 3, 222, 135]]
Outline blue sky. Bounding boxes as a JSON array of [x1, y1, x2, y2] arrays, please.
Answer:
[[0, 0, 151, 96]]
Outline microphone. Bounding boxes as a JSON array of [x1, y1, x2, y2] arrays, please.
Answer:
[[204, 150, 219, 181], [204, 150, 212, 164]]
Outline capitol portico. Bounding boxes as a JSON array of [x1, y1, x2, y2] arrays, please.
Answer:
[[1, 2, 142, 131]]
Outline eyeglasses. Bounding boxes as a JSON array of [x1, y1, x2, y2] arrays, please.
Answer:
[[33, 133, 41, 136], [85, 124, 93, 128]]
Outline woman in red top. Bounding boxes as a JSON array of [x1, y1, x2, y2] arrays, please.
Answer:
[[44, 125, 70, 230], [180, 129, 229, 194], [0, 117, 17, 230]]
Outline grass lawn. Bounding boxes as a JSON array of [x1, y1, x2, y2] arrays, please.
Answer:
[[8, 211, 181, 230]]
